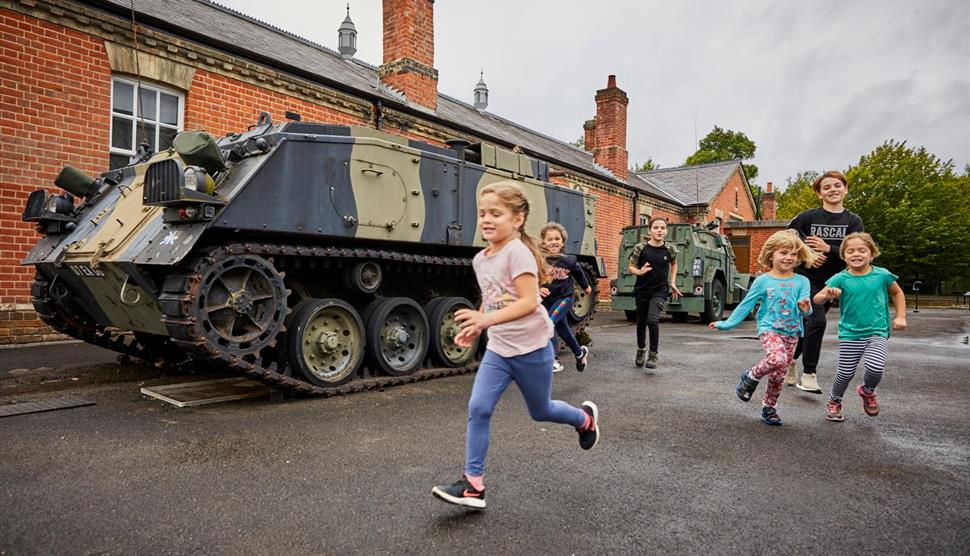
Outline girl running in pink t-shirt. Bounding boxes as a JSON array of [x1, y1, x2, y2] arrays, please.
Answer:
[[431, 181, 600, 510]]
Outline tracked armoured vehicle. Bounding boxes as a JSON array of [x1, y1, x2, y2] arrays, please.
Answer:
[[22, 113, 605, 395]]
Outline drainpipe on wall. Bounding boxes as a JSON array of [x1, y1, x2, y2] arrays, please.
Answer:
[[632, 191, 639, 225]]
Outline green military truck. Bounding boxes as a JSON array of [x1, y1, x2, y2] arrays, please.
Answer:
[[611, 223, 754, 323]]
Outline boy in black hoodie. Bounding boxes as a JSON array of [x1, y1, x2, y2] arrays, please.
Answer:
[[786, 170, 864, 393], [539, 223, 591, 372]]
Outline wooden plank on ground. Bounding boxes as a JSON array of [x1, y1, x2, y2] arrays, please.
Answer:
[[141, 377, 270, 408]]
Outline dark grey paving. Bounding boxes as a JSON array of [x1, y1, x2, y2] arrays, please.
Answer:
[[1, 309, 968, 555]]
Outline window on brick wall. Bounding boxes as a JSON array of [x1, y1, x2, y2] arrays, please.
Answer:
[[639, 214, 649, 225], [110, 77, 184, 170]]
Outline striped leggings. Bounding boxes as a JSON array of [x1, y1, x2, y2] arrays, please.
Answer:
[[830, 336, 889, 403]]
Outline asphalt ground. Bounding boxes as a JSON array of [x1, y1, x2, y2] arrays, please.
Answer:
[[1, 309, 968, 555]]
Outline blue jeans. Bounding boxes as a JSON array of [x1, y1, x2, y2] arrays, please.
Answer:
[[547, 297, 582, 358], [465, 345, 587, 477]]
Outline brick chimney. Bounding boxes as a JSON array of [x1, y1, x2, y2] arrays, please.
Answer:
[[761, 181, 777, 220], [582, 119, 596, 152], [379, 0, 438, 111], [592, 75, 629, 181]]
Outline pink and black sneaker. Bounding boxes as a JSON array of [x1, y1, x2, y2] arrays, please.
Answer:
[[432, 476, 486, 509], [577, 401, 600, 450]]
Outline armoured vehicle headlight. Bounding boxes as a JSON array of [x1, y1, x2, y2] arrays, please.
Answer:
[[183, 166, 215, 194], [45, 193, 74, 215]]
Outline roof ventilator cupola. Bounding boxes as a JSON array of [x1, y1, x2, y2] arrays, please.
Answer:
[[473, 71, 488, 111], [338, 4, 357, 59]]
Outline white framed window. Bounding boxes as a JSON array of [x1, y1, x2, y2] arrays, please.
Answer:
[[639, 213, 649, 225], [109, 77, 184, 169]]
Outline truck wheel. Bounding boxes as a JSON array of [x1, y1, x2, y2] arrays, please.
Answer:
[[365, 297, 429, 376], [287, 298, 365, 387], [624, 310, 637, 322], [701, 280, 725, 323]]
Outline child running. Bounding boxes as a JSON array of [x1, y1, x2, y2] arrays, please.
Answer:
[[813, 233, 907, 422], [628, 216, 681, 369], [786, 171, 865, 393], [431, 181, 600, 510], [539, 222, 591, 373], [709, 230, 818, 425]]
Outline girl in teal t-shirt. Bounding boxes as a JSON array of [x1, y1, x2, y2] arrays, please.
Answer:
[[813, 233, 907, 422]]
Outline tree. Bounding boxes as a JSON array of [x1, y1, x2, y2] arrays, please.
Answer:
[[845, 140, 970, 290], [776, 170, 820, 219], [630, 158, 658, 173], [685, 126, 759, 182], [571, 136, 585, 149]]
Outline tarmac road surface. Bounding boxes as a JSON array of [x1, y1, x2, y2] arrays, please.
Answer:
[[1, 308, 968, 555]]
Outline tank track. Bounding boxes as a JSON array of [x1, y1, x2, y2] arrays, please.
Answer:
[[30, 275, 188, 368], [157, 242, 481, 397], [31, 243, 597, 398]]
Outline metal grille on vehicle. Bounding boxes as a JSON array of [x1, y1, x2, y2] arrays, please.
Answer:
[[22, 190, 48, 220], [143, 159, 183, 204]]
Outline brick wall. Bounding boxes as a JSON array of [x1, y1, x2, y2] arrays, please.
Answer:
[[184, 69, 368, 137], [724, 220, 790, 275], [0, 9, 112, 343], [706, 167, 757, 223]]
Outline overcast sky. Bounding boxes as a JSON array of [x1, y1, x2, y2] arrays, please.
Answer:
[[216, 0, 970, 188]]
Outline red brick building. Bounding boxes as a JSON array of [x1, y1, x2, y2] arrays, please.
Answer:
[[723, 182, 789, 274], [0, 0, 762, 343]]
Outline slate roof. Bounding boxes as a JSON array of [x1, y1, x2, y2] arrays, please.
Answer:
[[627, 173, 685, 206], [95, 0, 620, 184], [635, 160, 744, 207]]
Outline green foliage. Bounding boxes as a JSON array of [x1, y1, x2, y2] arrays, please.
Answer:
[[686, 126, 759, 182], [845, 140, 970, 288], [571, 136, 585, 149], [777, 171, 820, 219], [630, 158, 658, 173]]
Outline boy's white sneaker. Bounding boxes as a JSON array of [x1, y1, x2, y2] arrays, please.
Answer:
[[796, 372, 822, 394], [785, 363, 797, 386]]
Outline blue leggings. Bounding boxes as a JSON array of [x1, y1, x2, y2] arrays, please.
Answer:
[[465, 345, 587, 477], [547, 297, 582, 357]]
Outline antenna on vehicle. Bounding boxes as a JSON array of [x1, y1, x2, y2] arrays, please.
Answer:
[[128, 1, 148, 162]]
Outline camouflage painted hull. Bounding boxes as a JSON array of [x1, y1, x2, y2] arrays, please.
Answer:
[[23, 115, 605, 393]]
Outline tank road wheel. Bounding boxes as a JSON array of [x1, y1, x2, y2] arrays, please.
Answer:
[[196, 254, 288, 357], [701, 280, 726, 324], [567, 266, 599, 325], [286, 299, 365, 387], [427, 297, 478, 368], [343, 261, 382, 294], [365, 297, 429, 376]]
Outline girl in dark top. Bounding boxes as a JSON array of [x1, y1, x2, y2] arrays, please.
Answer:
[[786, 170, 864, 394], [539, 223, 591, 372], [627, 216, 681, 369]]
